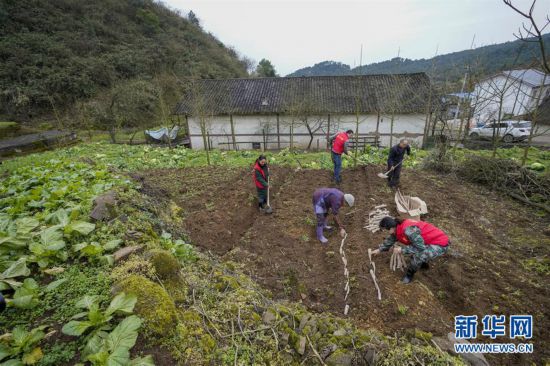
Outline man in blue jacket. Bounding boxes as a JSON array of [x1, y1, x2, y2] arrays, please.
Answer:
[[387, 139, 410, 189]]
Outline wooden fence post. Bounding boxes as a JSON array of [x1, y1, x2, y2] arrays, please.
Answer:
[[390, 114, 395, 147], [326, 114, 331, 149], [290, 123, 294, 150], [185, 115, 192, 149], [230, 114, 236, 150], [375, 112, 380, 147], [276, 113, 281, 150]]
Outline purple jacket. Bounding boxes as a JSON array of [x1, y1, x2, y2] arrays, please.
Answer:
[[312, 188, 344, 215]]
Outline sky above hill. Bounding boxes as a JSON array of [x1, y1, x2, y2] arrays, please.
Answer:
[[166, 0, 550, 75]]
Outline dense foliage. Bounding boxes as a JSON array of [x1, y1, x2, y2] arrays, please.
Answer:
[[287, 34, 550, 86], [0, 156, 154, 364], [0, 0, 249, 120], [255, 58, 278, 77]]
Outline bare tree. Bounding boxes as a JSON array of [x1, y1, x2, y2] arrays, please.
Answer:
[[376, 74, 423, 147], [504, 0, 550, 165], [285, 95, 328, 150], [503, 0, 550, 73], [185, 79, 212, 164], [153, 74, 184, 147], [83, 80, 158, 143]]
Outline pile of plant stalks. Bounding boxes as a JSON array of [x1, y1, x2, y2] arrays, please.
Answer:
[[458, 156, 550, 212]]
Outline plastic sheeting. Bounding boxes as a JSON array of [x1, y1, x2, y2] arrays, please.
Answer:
[[144, 126, 180, 141]]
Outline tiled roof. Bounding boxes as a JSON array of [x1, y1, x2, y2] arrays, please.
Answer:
[[175, 73, 431, 115]]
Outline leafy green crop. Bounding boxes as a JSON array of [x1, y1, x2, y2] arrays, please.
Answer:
[[7, 278, 66, 310], [62, 292, 138, 361], [0, 325, 47, 365], [0, 156, 138, 364], [82, 316, 154, 366], [0, 259, 30, 291], [0, 208, 97, 269], [159, 231, 197, 264]]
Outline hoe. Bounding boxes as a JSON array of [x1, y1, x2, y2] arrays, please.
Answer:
[[264, 176, 273, 214], [377, 160, 402, 179]]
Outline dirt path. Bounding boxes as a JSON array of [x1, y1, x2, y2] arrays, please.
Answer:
[[135, 165, 549, 365]]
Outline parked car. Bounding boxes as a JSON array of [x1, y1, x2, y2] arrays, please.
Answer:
[[469, 120, 530, 143], [513, 121, 531, 130]]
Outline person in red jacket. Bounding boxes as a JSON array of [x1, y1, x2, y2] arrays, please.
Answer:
[[370, 216, 450, 283], [252, 155, 272, 214], [329, 129, 354, 184]]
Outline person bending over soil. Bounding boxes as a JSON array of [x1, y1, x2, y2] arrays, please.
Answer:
[[312, 188, 354, 244], [371, 216, 450, 283], [252, 155, 272, 214]]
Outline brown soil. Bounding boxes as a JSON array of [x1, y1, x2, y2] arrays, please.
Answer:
[[134, 166, 550, 365]]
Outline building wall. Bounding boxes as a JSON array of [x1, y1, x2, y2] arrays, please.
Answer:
[[187, 113, 427, 150], [472, 76, 536, 123]]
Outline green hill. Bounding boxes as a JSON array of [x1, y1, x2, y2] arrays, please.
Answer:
[[0, 0, 249, 120], [288, 34, 550, 86]]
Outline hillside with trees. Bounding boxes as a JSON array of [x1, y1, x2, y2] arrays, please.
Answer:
[[288, 33, 550, 86], [0, 0, 250, 121]]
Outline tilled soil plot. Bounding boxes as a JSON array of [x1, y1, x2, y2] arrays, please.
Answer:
[[136, 165, 549, 365], [133, 166, 293, 255]]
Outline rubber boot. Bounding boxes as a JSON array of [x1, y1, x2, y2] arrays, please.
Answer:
[[420, 262, 430, 270], [316, 226, 328, 244], [401, 265, 417, 284], [0, 293, 5, 313]]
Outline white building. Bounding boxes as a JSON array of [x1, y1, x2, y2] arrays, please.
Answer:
[[175, 74, 431, 150], [471, 69, 550, 124]]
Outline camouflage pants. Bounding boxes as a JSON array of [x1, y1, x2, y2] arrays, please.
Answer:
[[405, 243, 449, 268]]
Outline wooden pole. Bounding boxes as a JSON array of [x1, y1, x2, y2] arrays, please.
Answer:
[[375, 111, 381, 147], [354, 102, 360, 167], [230, 114, 236, 150], [290, 122, 294, 150], [326, 114, 331, 150], [422, 91, 433, 148], [262, 128, 266, 151], [390, 114, 395, 147], [276, 113, 281, 150], [185, 115, 192, 149]]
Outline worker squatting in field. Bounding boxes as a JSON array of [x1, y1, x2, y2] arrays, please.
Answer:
[[371, 217, 450, 284]]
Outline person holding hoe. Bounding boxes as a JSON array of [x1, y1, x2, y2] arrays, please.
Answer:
[[252, 155, 272, 214], [312, 188, 355, 244], [386, 138, 410, 189], [329, 129, 354, 184], [370, 216, 450, 284]]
